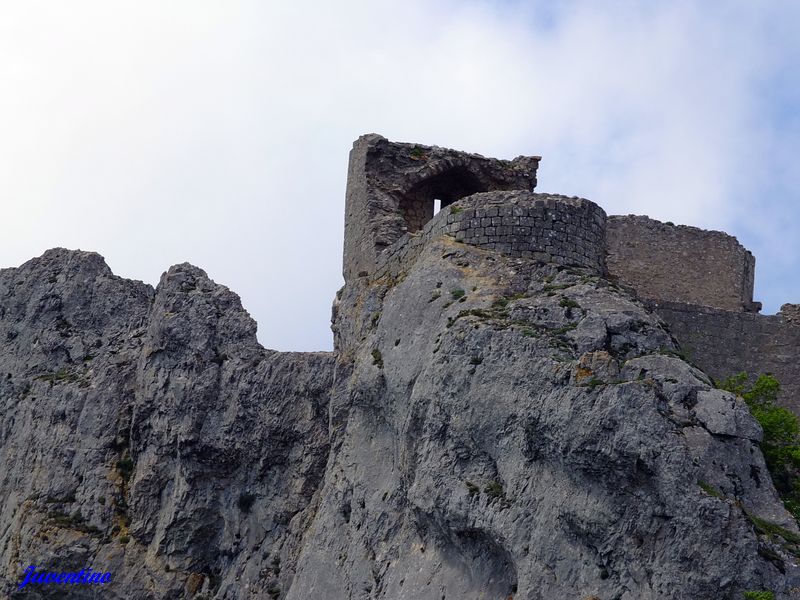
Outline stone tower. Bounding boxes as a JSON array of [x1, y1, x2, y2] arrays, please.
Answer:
[[342, 134, 541, 281]]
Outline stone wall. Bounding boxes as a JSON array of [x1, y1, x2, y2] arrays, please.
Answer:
[[606, 215, 758, 312], [343, 134, 540, 281], [653, 300, 800, 414], [372, 191, 606, 282], [340, 135, 800, 422]]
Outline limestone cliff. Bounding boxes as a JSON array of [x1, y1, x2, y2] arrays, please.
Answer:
[[1, 134, 800, 599], [0, 249, 334, 599], [0, 239, 798, 599]]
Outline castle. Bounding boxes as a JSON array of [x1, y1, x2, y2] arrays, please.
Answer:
[[343, 134, 800, 414]]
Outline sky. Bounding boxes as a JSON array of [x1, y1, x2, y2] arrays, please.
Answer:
[[1, 1, 798, 351]]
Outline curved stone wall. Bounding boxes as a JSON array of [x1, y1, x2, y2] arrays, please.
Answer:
[[343, 134, 540, 281], [372, 191, 607, 281]]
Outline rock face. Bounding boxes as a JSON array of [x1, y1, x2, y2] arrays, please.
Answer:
[[1, 240, 798, 599], [317, 234, 800, 600], [0, 249, 334, 599], [0, 138, 799, 598]]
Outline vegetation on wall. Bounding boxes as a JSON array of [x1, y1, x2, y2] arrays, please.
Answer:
[[718, 373, 800, 520]]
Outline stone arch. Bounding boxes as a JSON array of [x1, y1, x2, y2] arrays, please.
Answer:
[[398, 166, 485, 233], [342, 135, 540, 281]]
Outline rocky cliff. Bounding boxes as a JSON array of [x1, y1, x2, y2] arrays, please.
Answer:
[[0, 235, 798, 599], [0, 249, 334, 598]]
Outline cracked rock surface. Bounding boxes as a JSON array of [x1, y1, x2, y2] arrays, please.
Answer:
[[0, 249, 334, 599], [1, 243, 799, 599]]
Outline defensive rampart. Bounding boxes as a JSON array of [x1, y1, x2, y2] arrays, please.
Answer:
[[606, 215, 759, 312], [653, 301, 800, 414]]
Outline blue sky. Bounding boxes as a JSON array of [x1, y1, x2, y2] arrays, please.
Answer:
[[1, 1, 798, 350]]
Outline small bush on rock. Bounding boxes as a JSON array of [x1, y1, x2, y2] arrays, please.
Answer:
[[743, 591, 774, 600], [719, 373, 800, 520]]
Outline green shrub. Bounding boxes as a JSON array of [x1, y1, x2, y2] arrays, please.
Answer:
[[492, 298, 509, 308], [558, 296, 581, 309], [719, 373, 800, 520], [746, 511, 800, 545], [743, 591, 774, 600], [484, 481, 504, 500], [583, 377, 605, 389], [117, 455, 134, 482], [371, 349, 383, 368], [698, 480, 723, 499], [450, 288, 466, 300], [409, 146, 426, 159], [37, 368, 81, 385]]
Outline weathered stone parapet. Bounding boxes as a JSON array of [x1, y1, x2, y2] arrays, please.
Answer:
[[343, 134, 541, 281], [371, 191, 606, 282], [779, 303, 800, 323], [606, 215, 758, 312], [652, 299, 800, 414]]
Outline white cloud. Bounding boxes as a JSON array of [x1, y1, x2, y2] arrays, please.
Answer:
[[1, 0, 798, 349]]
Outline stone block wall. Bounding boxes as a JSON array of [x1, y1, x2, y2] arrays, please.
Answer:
[[343, 134, 540, 281], [606, 215, 758, 312], [372, 191, 606, 282], [653, 301, 800, 414]]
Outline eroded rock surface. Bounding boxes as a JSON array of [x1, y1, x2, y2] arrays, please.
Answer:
[[0, 249, 334, 599], [1, 243, 798, 599]]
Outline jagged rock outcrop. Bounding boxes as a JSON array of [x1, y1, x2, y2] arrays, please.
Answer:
[[0, 249, 334, 598], [314, 233, 799, 600], [1, 221, 799, 597]]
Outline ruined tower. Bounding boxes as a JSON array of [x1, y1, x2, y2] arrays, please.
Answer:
[[342, 134, 541, 281]]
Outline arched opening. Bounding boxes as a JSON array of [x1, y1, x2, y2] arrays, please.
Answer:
[[399, 167, 485, 233]]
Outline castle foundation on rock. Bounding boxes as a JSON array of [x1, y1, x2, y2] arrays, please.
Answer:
[[2, 133, 799, 598], [344, 134, 800, 413]]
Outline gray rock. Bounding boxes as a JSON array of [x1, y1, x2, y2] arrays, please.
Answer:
[[0, 242, 798, 599], [694, 388, 764, 442], [0, 249, 334, 599]]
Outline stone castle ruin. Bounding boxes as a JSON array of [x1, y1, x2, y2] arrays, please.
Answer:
[[343, 134, 800, 414]]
